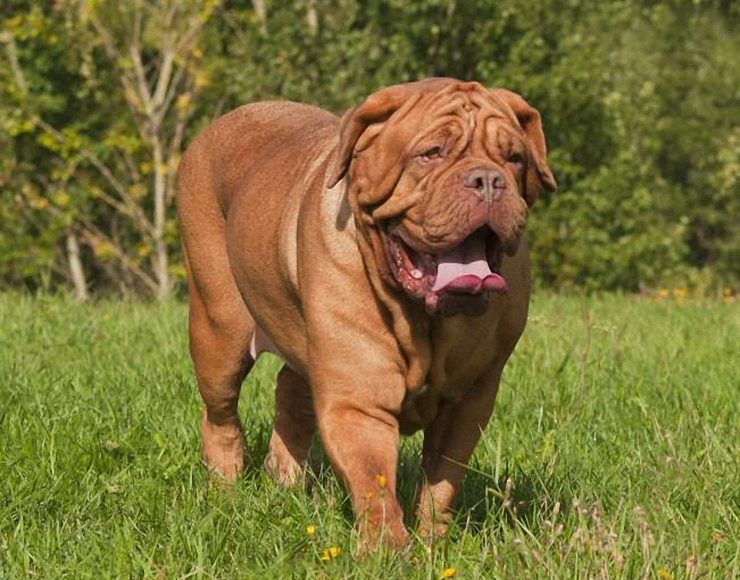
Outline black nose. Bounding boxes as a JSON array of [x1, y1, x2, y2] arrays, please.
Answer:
[[463, 167, 506, 201]]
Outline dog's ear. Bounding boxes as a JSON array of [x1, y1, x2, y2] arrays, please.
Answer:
[[328, 78, 455, 188], [491, 89, 557, 205]]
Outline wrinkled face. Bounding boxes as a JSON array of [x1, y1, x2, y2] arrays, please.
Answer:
[[335, 80, 556, 316]]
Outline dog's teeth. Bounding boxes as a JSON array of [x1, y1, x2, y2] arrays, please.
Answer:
[[411, 269, 423, 279]]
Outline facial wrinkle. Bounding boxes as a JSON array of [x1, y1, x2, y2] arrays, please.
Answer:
[[480, 116, 503, 160], [406, 115, 468, 159], [390, 92, 426, 125], [355, 122, 387, 153], [427, 88, 466, 111], [488, 92, 520, 128], [459, 114, 474, 158], [372, 184, 423, 221]]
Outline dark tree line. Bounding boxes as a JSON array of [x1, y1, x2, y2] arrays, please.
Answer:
[[1, 0, 738, 298]]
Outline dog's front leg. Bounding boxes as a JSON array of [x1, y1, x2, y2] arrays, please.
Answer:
[[313, 366, 409, 552], [415, 368, 503, 539]]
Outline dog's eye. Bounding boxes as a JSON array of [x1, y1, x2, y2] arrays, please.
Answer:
[[418, 146, 443, 162], [507, 153, 525, 169]]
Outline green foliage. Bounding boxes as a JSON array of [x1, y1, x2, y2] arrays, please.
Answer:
[[1, 294, 737, 575], [1, 0, 738, 295]]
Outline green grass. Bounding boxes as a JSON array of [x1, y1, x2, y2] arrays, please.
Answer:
[[0, 293, 738, 578]]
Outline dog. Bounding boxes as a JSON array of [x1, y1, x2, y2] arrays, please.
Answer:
[[177, 77, 556, 549]]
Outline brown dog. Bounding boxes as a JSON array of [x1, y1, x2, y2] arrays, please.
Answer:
[[177, 78, 556, 548]]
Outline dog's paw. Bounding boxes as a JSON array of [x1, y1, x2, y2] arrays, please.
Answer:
[[263, 448, 305, 487], [201, 414, 244, 482]]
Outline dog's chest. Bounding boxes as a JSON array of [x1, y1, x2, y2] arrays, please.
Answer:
[[398, 329, 499, 433], [427, 314, 503, 388]]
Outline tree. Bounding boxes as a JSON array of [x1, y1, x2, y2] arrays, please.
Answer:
[[1, 0, 219, 298], [1, 0, 738, 296]]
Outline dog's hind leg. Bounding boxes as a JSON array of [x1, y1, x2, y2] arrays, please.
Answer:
[[264, 365, 316, 486], [187, 273, 255, 482], [178, 146, 256, 481]]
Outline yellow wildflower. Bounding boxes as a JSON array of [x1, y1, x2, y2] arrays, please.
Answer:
[[306, 525, 316, 536], [95, 241, 114, 260], [194, 71, 210, 88], [672, 287, 687, 298], [52, 191, 70, 207], [657, 568, 672, 580], [657, 289, 669, 300], [30, 197, 50, 210], [319, 546, 341, 561], [439, 568, 456, 578], [136, 245, 152, 257], [168, 263, 187, 279], [176, 93, 192, 113], [376, 473, 387, 488]]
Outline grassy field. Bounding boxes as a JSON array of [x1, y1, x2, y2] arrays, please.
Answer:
[[0, 293, 737, 578]]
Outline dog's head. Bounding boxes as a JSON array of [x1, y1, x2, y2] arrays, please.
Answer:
[[330, 78, 556, 316]]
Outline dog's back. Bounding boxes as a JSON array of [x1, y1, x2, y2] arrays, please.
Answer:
[[178, 101, 338, 219]]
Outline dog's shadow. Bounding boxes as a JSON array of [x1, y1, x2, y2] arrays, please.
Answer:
[[450, 463, 565, 535], [396, 444, 566, 536], [238, 426, 565, 537]]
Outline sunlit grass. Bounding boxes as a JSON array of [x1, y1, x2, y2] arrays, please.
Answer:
[[0, 293, 737, 578]]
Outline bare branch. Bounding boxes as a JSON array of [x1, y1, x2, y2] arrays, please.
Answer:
[[0, 31, 28, 95], [30, 116, 155, 236], [77, 222, 159, 294], [129, 42, 155, 118], [87, 10, 123, 63], [88, 10, 148, 121], [89, 186, 155, 238], [151, 45, 175, 110], [156, 61, 189, 127], [154, 14, 206, 126], [131, 0, 143, 49]]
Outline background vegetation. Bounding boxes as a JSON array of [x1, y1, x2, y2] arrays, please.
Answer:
[[1, 293, 737, 577], [1, 0, 738, 298]]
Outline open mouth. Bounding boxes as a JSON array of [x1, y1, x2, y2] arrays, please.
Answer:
[[384, 226, 508, 316]]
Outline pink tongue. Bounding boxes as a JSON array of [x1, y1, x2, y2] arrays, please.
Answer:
[[431, 234, 507, 294]]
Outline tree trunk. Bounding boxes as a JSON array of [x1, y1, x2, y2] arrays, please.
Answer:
[[66, 229, 89, 301], [306, 0, 318, 35], [152, 138, 170, 299], [252, 0, 267, 33]]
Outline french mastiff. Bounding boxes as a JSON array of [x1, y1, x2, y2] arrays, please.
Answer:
[[177, 78, 556, 548]]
